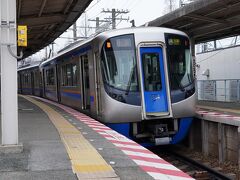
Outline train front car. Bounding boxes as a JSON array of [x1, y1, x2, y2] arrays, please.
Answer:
[[97, 27, 195, 145]]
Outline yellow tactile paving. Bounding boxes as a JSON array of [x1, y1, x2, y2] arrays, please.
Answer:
[[21, 95, 118, 179], [197, 105, 240, 115]]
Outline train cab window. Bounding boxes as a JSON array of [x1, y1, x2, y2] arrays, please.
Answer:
[[142, 53, 162, 91], [165, 34, 194, 90], [46, 68, 55, 86], [101, 34, 138, 92]]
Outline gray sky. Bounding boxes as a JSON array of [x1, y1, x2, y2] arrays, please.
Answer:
[[28, 0, 179, 61]]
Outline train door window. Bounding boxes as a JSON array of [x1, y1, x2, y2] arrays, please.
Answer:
[[31, 72, 34, 94], [72, 63, 78, 86], [34, 71, 39, 88], [66, 64, 73, 86], [81, 55, 90, 110], [23, 74, 26, 86], [94, 52, 101, 115], [142, 53, 162, 91], [83, 58, 89, 89], [61, 65, 67, 86], [26, 73, 30, 86]]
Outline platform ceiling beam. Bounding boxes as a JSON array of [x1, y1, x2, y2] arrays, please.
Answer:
[[38, 0, 47, 17], [17, 0, 93, 58], [147, 0, 240, 44]]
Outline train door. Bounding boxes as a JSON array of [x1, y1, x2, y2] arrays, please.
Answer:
[[94, 52, 101, 116], [80, 55, 90, 110], [139, 46, 170, 118]]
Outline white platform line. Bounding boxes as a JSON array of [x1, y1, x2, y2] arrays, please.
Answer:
[[133, 159, 180, 171]]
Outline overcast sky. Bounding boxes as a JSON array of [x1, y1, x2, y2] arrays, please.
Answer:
[[27, 0, 180, 61]]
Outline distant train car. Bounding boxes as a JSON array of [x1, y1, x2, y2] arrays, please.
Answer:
[[18, 64, 42, 96], [18, 27, 196, 145]]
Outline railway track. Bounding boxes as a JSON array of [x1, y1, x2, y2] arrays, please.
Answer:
[[149, 146, 234, 180]]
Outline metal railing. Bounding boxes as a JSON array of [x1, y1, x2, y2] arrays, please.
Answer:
[[197, 79, 240, 102]]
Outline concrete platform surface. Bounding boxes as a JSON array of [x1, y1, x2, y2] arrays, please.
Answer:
[[196, 101, 240, 126], [0, 96, 76, 180], [0, 96, 193, 180], [197, 100, 240, 113]]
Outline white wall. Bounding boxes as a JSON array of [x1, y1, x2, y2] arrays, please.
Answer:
[[196, 46, 240, 80]]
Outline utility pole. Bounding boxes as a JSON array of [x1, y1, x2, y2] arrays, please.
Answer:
[[45, 47, 48, 59], [73, 23, 77, 41], [170, 0, 173, 12], [88, 17, 109, 33], [102, 8, 129, 29], [87, 9, 130, 34], [84, 12, 87, 38], [51, 43, 54, 57], [96, 17, 100, 32], [112, 9, 116, 29]]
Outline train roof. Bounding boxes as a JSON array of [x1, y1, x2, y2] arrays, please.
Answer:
[[40, 27, 189, 67], [97, 26, 188, 39], [18, 62, 41, 72]]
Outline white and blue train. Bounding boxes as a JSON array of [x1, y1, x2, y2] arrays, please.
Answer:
[[18, 27, 196, 145]]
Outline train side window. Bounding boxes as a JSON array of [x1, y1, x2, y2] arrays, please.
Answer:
[[61, 63, 77, 87], [46, 68, 55, 86]]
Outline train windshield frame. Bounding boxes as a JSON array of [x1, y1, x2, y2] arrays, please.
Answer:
[[165, 33, 194, 90], [101, 34, 139, 92]]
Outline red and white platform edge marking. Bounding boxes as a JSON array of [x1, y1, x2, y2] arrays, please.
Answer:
[[34, 97, 193, 180], [196, 109, 240, 121]]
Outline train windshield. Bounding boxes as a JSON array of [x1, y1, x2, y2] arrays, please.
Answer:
[[165, 34, 194, 90], [101, 34, 138, 92]]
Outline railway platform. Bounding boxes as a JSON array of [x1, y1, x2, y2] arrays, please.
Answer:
[[188, 100, 240, 168], [0, 95, 193, 180], [196, 100, 240, 126]]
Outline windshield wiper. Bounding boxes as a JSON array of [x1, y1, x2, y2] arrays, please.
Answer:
[[125, 63, 136, 95], [172, 73, 185, 92], [182, 73, 194, 88]]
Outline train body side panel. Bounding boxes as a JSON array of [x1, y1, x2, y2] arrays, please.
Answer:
[[43, 65, 58, 102], [58, 56, 81, 110]]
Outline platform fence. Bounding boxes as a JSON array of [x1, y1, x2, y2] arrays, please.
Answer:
[[197, 79, 240, 102]]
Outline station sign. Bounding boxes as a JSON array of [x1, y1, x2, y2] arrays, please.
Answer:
[[18, 25, 27, 47]]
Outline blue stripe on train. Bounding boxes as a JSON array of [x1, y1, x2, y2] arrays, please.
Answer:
[[61, 92, 81, 100], [170, 117, 193, 144], [105, 123, 131, 139]]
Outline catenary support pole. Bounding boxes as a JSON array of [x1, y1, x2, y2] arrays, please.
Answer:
[[0, 0, 19, 146]]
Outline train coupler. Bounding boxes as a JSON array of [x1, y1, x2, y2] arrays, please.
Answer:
[[154, 137, 172, 145]]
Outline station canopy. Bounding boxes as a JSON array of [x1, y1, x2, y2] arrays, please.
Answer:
[[147, 0, 240, 43], [17, 0, 93, 58]]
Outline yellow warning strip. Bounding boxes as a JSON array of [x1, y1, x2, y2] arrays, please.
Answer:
[[197, 105, 240, 115], [21, 95, 118, 179]]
